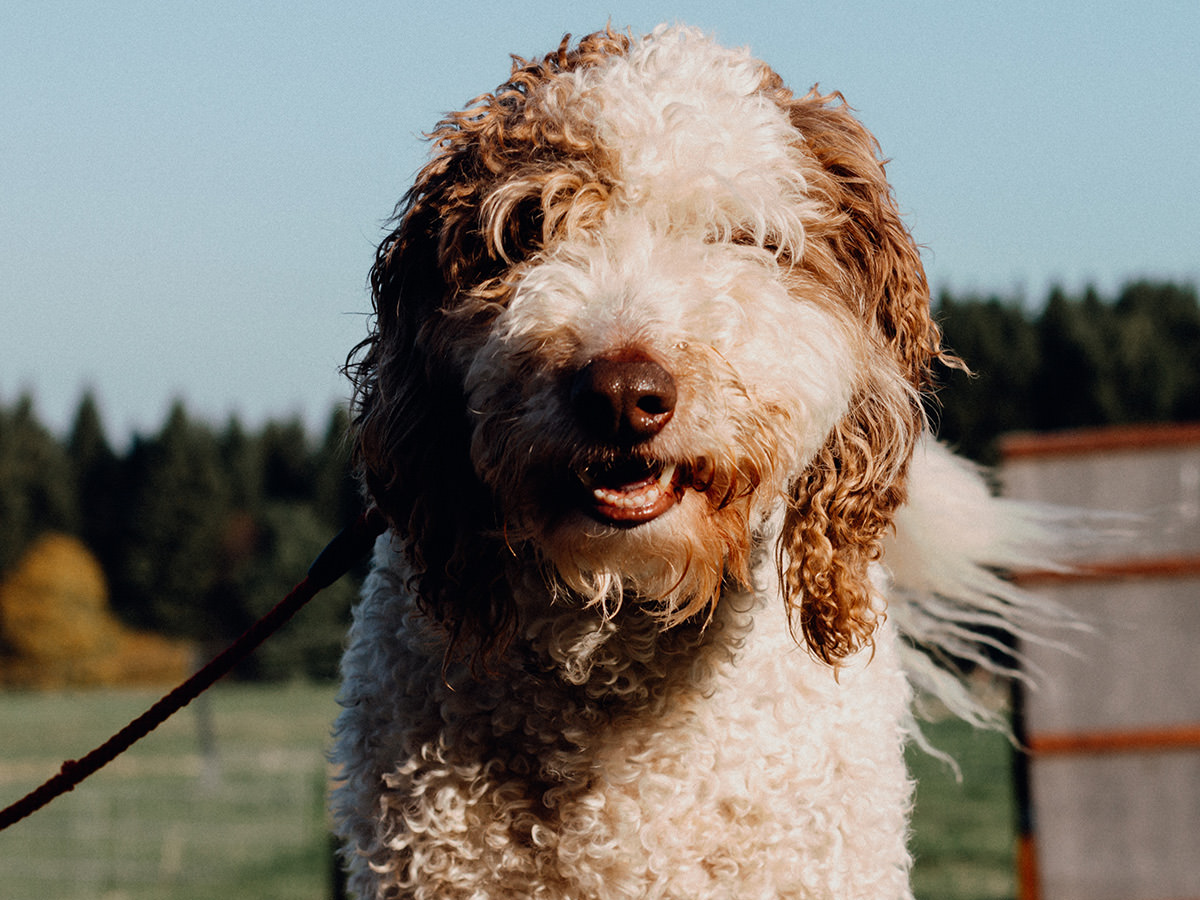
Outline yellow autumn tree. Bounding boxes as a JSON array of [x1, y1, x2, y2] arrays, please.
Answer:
[[0, 533, 191, 688]]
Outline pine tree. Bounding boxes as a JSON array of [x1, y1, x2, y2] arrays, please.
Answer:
[[229, 501, 357, 681], [1033, 287, 1120, 429], [219, 415, 265, 511], [935, 292, 1039, 460], [259, 417, 316, 504], [1112, 281, 1200, 421], [314, 404, 361, 528], [116, 401, 231, 635], [0, 394, 78, 573], [68, 390, 124, 578]]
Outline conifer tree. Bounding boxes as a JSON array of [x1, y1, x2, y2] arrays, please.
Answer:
[[68, 390, 123, 577], [935, 292, 1039, 461], [116, 400, 231, 635], [219, 415, 265, 511], [314, 404, 361, 528], [1112, 281, 1200, 421], [259, 417, 315, 503], [1033, 287, 1120, 429], [0, 394, 78, 573]]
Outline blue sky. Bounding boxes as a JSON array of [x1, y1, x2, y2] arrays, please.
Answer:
[[3, 1, 1197, 441]]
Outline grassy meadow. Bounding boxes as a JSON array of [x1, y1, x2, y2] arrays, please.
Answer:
[[0, 683, 1017, 900], [0, 683, 340, 900], [908, 718, 1018, 900]]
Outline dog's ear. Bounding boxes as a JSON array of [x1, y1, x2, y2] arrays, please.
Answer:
[[349, 31, 638, 665], [347, 141, 517, 666], [774, 87, 951, 665]]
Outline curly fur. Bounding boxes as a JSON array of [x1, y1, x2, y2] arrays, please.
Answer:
[[333, 25, 1048, 899]]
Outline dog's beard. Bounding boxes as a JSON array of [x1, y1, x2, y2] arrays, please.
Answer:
[[486, 446, 771, 628]]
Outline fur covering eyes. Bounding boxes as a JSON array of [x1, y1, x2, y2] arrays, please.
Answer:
[[334, 25, 1066, 900]]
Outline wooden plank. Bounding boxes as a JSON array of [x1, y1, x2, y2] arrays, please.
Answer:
[[1028, 724, 1200, 756], [1014, 556, 1200, 585], [1001, 423, 1200, 459]]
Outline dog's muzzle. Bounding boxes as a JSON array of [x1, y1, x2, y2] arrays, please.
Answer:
[[569, 351, 687, 526]]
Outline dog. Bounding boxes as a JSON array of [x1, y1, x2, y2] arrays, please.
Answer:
[[331, 25, 1061, 899]]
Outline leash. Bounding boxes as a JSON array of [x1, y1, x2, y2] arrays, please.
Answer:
[[0, 506, 387, 832]]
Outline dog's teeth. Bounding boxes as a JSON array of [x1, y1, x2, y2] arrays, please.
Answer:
[[592, 483, 663, 508], [581, 460, 685, 519]]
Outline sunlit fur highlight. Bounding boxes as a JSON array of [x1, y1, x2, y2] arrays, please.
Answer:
[[328, 25, 1058, 900], [347, 26, 950, 662]]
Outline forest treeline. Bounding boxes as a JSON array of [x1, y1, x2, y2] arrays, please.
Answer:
[[0, 398, 362, 684], [1, 279, 1197, 684], [934, 279, 1200, 460]]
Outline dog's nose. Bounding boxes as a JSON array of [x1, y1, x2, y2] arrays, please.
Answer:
[[571, 353, 677, 444]]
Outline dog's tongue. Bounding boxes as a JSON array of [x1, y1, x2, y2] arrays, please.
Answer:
[[585, 463, 680, 525]]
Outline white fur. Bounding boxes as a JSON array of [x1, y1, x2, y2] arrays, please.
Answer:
[[337, 539, 918, 898], [332, 26, 1062, 899]]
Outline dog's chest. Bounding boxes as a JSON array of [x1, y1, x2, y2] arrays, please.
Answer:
[[374, 602, 911, 898]]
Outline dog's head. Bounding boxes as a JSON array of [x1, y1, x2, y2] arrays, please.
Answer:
[[349, 26, 949, 664]]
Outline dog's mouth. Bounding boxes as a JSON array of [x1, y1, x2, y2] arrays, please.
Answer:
[[575, 457, 700, 526]]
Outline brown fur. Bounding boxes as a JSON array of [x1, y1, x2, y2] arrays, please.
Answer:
[[770, 83, 956, 663], [347, 29, 953, 666], [347, 31, 637, 661]]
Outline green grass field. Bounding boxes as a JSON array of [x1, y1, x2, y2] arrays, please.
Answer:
[[0, 683, 340, 900], [908, 718, 1018, 900], [0, 684, 1017, 900]]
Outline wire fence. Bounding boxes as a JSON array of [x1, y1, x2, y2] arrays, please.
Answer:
[[0, 683, 340, 900], [1, 683, 1017, 900]]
